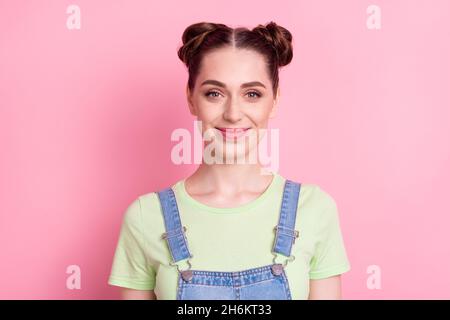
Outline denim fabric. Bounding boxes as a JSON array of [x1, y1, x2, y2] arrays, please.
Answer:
[[157, 179, 301, 300], [176, 264, 292, 300]]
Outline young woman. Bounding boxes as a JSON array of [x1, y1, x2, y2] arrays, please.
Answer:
[[108, 21, 350, 300]]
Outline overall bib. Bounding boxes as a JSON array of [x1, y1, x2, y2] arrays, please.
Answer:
[[156, 179, 301, 300]]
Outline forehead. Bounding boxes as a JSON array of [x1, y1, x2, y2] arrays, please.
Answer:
[[197, 47, 270, 86]]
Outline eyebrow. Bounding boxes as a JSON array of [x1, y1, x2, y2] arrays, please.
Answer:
[[200, 79, 266, 89]]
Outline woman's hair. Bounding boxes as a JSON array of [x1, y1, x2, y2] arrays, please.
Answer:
[[177, 21, 293, 97]]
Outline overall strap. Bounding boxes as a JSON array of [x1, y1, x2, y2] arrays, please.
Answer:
[[272, 179, 301, 257], [157, 187, 192, 263]]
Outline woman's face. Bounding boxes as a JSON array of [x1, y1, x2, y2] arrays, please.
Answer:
[[186, 46, 279, 164]]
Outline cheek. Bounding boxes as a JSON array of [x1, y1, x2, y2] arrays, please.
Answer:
[[251, 102, 275, 124], [196, 105, 218, 122], [191, 97, 216, 119]]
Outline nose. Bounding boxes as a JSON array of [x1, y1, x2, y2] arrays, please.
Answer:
[[222, 96, 243, 123]]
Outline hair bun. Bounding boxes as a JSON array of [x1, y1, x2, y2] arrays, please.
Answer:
[[253, 21, 293, 67], [178, 22, 229, 66]]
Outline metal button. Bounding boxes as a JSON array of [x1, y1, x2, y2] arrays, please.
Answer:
[[271, 264, 284, 276], [181, 270, 193, 282]]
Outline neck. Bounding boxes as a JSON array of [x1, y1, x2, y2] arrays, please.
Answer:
[[186, 162, 274, 196]]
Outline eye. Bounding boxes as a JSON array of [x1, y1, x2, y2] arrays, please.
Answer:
[[205, 90, 222, 98], [246, 91, 262, 98]]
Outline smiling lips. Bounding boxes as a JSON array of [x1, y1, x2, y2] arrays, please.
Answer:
[[215, 127, 251, 140]]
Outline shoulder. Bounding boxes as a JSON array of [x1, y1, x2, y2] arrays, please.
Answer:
[[311, 184, 337, 209], [118, 191, 162, 228], [120, 196, 142, 226], [296, 182, 337, 211], [123, 178, 184, 228], [136, 191, 161, 214], [135, 190, 168, 234], [311, 185, 339, 234], [115, 191, 168, 248], [294, 182, 340, 229]]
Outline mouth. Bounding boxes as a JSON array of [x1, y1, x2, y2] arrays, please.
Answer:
[[214, 127, 251, 140]]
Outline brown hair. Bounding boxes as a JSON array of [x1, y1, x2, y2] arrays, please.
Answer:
[[177, 21, 293, 98]]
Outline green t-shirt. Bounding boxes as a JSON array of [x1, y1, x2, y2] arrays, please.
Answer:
[[108, 172, 351, 299]]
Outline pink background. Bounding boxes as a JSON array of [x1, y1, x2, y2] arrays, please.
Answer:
[[1, 0, 449, 299]]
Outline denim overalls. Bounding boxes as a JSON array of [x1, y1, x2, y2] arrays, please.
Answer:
[[156, 179, 301, 300]]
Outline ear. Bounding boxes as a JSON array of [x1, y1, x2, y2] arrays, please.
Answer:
[[186, 85, 197, 116], [269, 87, 280, 119]]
